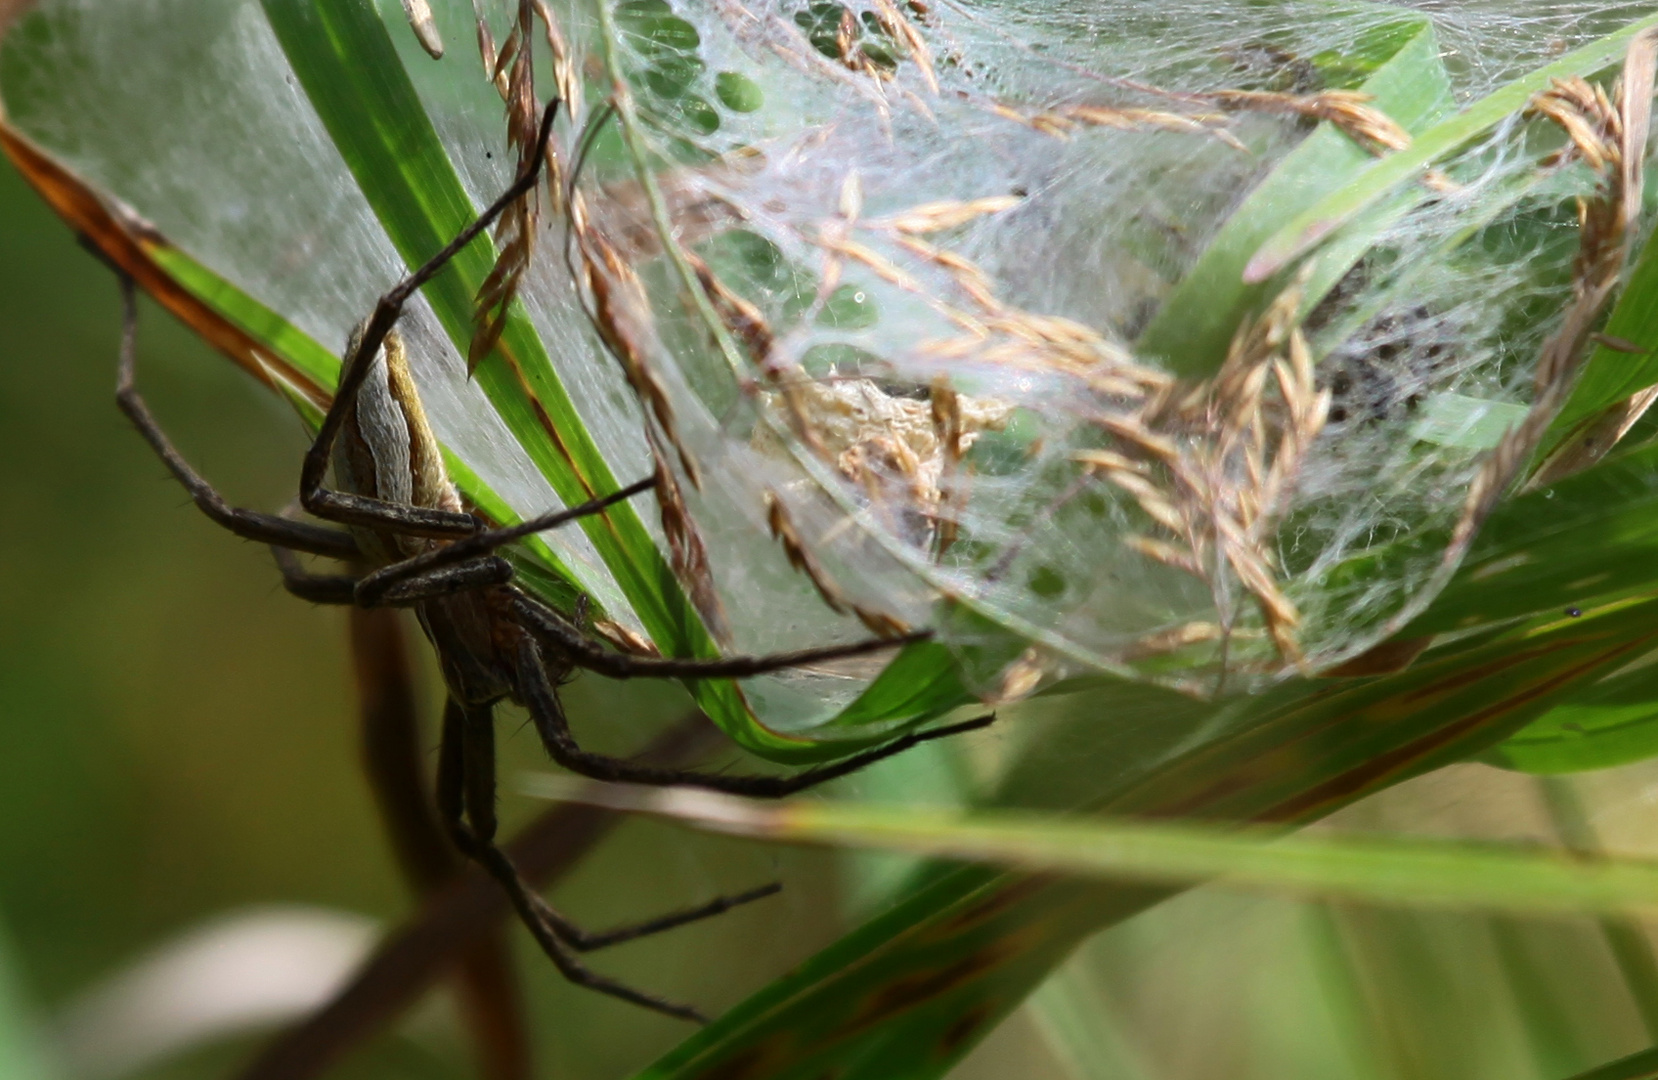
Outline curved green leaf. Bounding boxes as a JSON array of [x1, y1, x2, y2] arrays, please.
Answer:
[[1483, 657, 1658, 774], [623, 594, 1658, 1080]]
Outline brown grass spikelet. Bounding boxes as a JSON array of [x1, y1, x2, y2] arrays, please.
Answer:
[[892, 236, 1001, 311], [679, 246, 826, 455], [468, 0, 571, 373], [399, 0, 443, 59], [988, 100, 1236, 145], [763, 491, 911, 637], [929, 375, 964, 559], [531, 0, 582, 118], [651, 440, 731, 642], [1206, 88, 1411, 154], [869, 0, 938, 93], [576, 217, 701, 487], [1091, 277, 1328, 670], [1124, 621, 1226, 661], [865, 195, 1023, 234], [591, 619, 662, 657]]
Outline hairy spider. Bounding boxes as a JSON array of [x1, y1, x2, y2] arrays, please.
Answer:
[[108, 99, 991, 1022]]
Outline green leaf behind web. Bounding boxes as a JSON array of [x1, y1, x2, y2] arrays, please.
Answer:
[[1138, 13, 1450, 377]]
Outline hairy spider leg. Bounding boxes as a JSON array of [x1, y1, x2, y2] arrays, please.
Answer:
[[508, 588, 935, 680], [271, 545, 518, 607], [436, 699, 778, 1024], [513, 632, 995, 797], [348, 476, 656, 607], [265, 474, 654, 610], [268, 548, 788, 1009], [114, 277, 361, 560], [296, 98, 563, 539]]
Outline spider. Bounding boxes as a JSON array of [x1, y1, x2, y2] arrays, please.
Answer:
[[107, 98, 991, 1022]]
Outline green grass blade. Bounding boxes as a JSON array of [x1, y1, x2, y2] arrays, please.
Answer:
[[1557, 1046, 1658, 1080], [1540, 234, 1658, 462], [1245, 15, 1658, 284], [528, 776, 1658, 919], [1404, 441, 1658, 637], [0, 925, 51, 1080], [258, 0, 703, 640], [1539, 777, 1658, 1041], [1481, 654, 1658, 774]]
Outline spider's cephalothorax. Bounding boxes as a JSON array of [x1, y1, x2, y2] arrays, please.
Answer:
[[110, 98, 991, 1022]]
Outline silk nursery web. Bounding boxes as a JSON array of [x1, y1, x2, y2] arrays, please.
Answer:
[[3, 0, 1655, 721], [557, 0, 1658, 697]]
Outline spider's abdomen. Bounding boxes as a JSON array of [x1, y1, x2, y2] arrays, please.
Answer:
[[415, 588, 519, 707]]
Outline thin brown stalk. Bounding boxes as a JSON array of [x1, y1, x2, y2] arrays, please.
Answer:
[[349, 607, 528, 1080], [234, 717, 723, 1080], [763, 491, 911, 637]]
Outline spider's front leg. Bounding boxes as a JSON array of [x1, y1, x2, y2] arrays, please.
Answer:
[[296, 99, 563, 540], [348, 476, 657, 608], [434, 698, 777, 1024]]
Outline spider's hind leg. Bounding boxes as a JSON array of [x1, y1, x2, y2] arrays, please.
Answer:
[[514, 633, 995, 798], [436, 698, 774, 1023]]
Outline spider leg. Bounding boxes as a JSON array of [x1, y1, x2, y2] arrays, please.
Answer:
[[112, 275, 361, 560], [437, 698, 773, 1022], [351, 476, 656, 607], [508, 589, 928, 680], [515, 636, 995, 798], [271, 546, 359, 605], [298, 100, 562, 539], [269, 545, 516, 607]]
